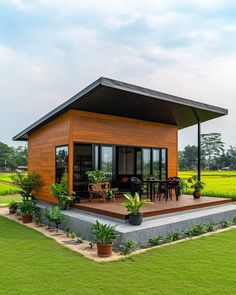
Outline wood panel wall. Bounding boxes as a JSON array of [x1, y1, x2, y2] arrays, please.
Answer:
[[28, 112, 70, 202], [28, 109, 178, 202], [69, 110, 178, 178]]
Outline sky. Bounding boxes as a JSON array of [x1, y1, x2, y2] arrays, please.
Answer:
[[0, 0, 236, 150]]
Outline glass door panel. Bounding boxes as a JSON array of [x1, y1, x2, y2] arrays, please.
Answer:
[[153, 149, 160, 179], [142, 148, 151, 179], [101, 146, 113, 179]]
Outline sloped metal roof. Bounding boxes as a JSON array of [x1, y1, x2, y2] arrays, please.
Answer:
[[13, 77, 228, 141]]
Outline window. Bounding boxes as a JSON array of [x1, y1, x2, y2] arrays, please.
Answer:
[[101, 146, 113, 178], [161, 149, 167, 179], [94, 145, 99, 170], [117, 147, 135, 175], [153, 149, 160, 179], [143, 148, 151, 179], [55, 146, 68, 183]]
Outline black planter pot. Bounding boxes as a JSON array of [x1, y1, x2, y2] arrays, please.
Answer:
[[128, 213, 143, 225]]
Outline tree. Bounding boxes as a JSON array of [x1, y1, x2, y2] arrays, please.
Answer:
[[178, 145, 198, 170], [201, 133, 225, 170], [0, 141, 28, 171]]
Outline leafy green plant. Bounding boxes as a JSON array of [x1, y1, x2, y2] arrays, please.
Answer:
[[91, 220, 118, 245], [77, 238, 84, 244], [205, 223, 214, 232], [45, 207, 54, 229], [120, 240, 139, 255], [9, 201, 18, 211], [44, 206, 64, 232], [50, 174, 74, 210], [233, 216, 236, 225], [19, 200, 36, 216], [63, 226, 71, 237], [105, 189, 114, 201], [148, 236, 162, 246], [33, 208, 42, 226], [86, 170, 108, 183], [12, 172, 41, 201], [71, 232, 77, 239], [185, 224, 206, 237], [187, 175, 205, 192], [122, 193, 152, 215], [165, 232, 182, 242], [179, 178, 188, 194], [51, 206, 64, 232], [219, 219, 231, 229]]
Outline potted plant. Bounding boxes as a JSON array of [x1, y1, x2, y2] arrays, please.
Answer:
[[105, 189, 114, 202], [91, 220, 118, 257], [86, 170, 108, 184], [122, 193, 152, 225], [19, 200, 36, 223], [188, 176, 205, 199], [9, 201, 18, 214], [50, 174, 74, 210]]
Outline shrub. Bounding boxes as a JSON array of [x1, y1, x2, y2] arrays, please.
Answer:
[[50, 174, 74, 210], [9, 201, 18, 211], [149, 236, 162, 246], [205, 223, 214, 232], [44, 206, 64, 232], [63, 226, 71, 237], [165, 232, 182, 242], [233, 216, 236, 225], [71, 232, 77, 239], [120, 240, 139, 255], [91, 220, 118, 245], [185, 224, 205, 237], [19, 200, 36, 216], [219, 219, 231, 229], [12, 172, 41, 201]]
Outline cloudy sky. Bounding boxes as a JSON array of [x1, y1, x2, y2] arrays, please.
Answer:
[[0, 0, 236, 150]]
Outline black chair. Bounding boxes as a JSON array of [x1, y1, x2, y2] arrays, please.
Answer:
[[130, 177, 143, 196]]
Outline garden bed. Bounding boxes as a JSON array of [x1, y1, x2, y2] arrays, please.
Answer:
[[1, 207, 236, 262]]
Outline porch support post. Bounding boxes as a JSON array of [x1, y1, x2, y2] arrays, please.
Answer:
[[197, 120, 201, 181]]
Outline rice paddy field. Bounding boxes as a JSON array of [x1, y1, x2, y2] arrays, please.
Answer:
[[179, 171, 236, 200]]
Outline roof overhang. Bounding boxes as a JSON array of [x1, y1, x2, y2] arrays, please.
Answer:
[[13, 77, 228, 141]]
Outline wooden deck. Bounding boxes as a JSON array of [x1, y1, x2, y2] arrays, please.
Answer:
[[73, 195, 233, 220]]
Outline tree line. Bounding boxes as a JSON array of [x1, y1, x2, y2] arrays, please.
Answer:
[[179, 133, 236, 171], [0, 142, 27, 171]]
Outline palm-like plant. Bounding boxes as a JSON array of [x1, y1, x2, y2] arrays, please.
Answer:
[[122, 193, 152, 215], [91, 221, 118, 245]]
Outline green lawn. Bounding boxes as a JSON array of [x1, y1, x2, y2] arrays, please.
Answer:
[[0, 195, 21, 204], [179, 170, 236, 200], [0, 173, 14, 183], [1, 216, 236, 294]]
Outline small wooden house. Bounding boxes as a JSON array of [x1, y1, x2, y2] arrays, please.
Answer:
[[13, 77, 227, 204]]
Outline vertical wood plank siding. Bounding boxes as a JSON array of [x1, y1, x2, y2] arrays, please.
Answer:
[[28, 110, 178, 202]]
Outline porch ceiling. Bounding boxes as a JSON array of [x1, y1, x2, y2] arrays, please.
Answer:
[[13, 77, 228, 141]]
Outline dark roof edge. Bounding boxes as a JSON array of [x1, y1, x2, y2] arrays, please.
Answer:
[[100, 77, 228, 115], [13, 76, 228, 141], [13, 77, 103, 141]]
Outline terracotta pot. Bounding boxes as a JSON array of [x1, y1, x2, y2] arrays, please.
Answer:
[[193, 190, 201, 199], [9, 208, 16, 214], [128, 213, 143, 225], [97, 243, 113, 257], [22, 214, 33, 223]]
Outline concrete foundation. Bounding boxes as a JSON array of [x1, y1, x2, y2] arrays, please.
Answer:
[[37, 201, 236, 248]]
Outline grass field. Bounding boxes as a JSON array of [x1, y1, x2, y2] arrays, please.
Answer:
[[0, 182, 19, 196], [0, 195, 21, 204], [1, 216, 236, 294], [179, 171, 236, 200], [0, 173, 14, 183]]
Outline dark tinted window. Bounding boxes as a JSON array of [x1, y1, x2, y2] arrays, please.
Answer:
[[56, 146, 68, 183]]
